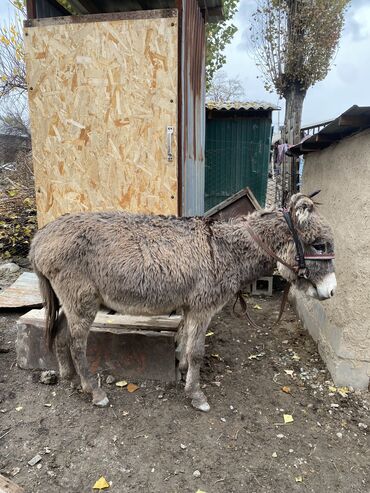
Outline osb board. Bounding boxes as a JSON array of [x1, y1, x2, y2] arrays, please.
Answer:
[[24, 15, 178, 227]]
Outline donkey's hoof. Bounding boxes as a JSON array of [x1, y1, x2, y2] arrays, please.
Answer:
[[93, 396, 110, 407], [191, 399, 210, 412], [92, 389, 109, 407]]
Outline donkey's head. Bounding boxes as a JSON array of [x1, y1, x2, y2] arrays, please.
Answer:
[[277, 192, 336, 300]]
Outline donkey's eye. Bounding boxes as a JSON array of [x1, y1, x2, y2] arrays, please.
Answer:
[[313, 243, 326, 253]]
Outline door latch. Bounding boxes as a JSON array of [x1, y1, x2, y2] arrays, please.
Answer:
[[167, 126, 174, 162]]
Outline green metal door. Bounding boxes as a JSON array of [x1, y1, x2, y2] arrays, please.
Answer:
[[205, 117, 272, 211]]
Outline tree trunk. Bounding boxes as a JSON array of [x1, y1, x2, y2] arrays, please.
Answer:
[[283, 82, 306, 196], [284, 82, 306, 145]]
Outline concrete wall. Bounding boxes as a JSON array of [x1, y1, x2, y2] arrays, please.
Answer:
[[290, 129, 370, 389]]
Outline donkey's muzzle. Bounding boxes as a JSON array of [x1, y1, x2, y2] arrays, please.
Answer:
[[315, 273, 337, 300]]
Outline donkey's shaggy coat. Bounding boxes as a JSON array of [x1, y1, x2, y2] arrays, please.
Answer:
[[30, 193, 336, 411]]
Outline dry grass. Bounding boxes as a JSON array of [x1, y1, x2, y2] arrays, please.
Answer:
[[0, 149, 37, 259]]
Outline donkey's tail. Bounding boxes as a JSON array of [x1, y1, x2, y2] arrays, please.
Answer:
[[36, 271, 61, 351]]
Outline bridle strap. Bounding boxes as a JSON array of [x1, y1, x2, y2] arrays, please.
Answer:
[[234, 282, 291, 329], [244, 223, 298, 274], [282, 209, 306, 273]]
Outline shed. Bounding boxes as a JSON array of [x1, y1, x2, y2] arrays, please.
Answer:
[[24, 0, 223, 227], [204, 101, 278, 211], [289, 105, 370, 389]]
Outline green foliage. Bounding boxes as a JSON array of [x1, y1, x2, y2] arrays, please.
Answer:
[[250, 0, 350, 96], [206, 0, 239, 88], [0, 1, 26, 99]]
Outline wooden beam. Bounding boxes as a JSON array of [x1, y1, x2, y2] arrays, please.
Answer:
[[0, 474, 24, 493], [67, 0, 100, 14], [338, 115, 370, 128], [26, 0, 36, 19], [314, 133, 339, 143]]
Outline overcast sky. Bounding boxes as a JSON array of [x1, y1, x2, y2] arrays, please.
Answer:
[[223, 0, 370, 127], [0, 0, 368, 127]]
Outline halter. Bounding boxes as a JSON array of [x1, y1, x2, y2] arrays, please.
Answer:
[[235, 203, 335, 328], [281, 208, 335, 277]]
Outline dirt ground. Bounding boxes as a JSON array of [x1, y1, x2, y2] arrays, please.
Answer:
[[0, 271, 369, 493]]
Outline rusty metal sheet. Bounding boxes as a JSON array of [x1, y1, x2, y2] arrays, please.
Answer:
[[181, 0, 206, 216], [0, 272, 42, 309], [204, 187, 261, 221]]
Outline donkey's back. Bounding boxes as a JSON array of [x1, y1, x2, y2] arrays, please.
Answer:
[[30, 210, 215, 316]]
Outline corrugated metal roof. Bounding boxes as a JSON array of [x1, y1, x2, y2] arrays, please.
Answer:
[[289, 105, 370, 155], [206, 101, 280, 112]]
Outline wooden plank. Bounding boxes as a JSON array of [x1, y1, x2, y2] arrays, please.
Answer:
[[26, 0, 36, 19], [338, 115, 370, 127], [204, 187, 261, 220], [0, 474, 24, 493], [24, 8, 178, 27], [19, 308, 182, 331], [25, 14, 179, 227], [0, 272, 42, 309]]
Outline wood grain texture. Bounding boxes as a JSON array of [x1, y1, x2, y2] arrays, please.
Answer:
[[19, 308, 182, 331], [0, 474, 24, 493], [25, 15, 178, 227]]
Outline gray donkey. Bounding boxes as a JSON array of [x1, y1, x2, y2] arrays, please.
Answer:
[[29, 193, 336, 412]]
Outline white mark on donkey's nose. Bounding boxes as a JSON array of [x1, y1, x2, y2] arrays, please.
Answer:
[[316, 272, 337, 300]]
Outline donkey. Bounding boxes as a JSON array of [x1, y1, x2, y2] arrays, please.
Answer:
[[29, 193, 336, 412]]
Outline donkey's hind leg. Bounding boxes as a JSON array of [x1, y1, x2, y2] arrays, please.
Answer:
[[184, 312, 212, 412], [54, 311, 80, 389], [66, 308, 109, 407]]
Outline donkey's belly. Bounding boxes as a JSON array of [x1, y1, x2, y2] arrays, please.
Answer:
[[100, 294, 179, 316]]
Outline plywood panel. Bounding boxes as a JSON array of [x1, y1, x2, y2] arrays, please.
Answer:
[[25, 14, 178, 227]]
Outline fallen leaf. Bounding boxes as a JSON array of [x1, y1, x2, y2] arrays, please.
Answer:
[[196, 490, 207, 493], [291, 353, 300, 361], [253, 304, 262, 310], [338, 386, 349, 397], [115, 380, 128, 388], [206, 331, 214, 337], [127, 383, 139, 393], [328, 385, 337, 392], [295, 476, 303, 483], [44, 403, 52, 407], [93, 476, 110, 490], [284, 370, 294, 376], [15, 406, 23, 412], [283, 414, 294, 424], [281, 386, 291, 394], [248, 352, 265, 360], [211, 353, 223, 361], [272, 452, 278, 458]]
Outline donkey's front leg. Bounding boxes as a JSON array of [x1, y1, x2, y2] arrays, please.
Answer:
[[67, 311, 109, 407], [184, 313, 212, 412]]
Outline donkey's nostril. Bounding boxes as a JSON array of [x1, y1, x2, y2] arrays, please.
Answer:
[[330, 289, 335, 297]]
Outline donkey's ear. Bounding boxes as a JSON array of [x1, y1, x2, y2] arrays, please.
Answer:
[[294, 196, 313, 227], [308, 190, 321, 199]]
